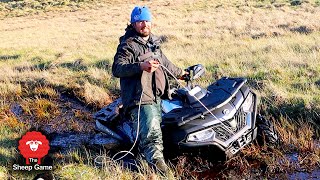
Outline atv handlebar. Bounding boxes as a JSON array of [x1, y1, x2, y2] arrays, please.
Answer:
[[183, 64, 205, 82]]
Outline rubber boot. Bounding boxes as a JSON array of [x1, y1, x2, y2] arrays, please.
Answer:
[[153, 158, 169, 176]]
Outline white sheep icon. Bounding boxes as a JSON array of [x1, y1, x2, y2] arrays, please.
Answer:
[[26, 140, 42, 151]]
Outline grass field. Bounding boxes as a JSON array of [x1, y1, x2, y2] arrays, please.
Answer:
[[0, 0, 319, 179]]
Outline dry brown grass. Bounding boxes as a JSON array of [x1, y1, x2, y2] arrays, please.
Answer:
[[276, 117, 317, 153], [0, 0, 319, 179], [0, 106, 25, 130], [21, 98, 60, 121]]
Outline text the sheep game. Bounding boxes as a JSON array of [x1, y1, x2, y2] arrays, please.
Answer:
[[13, 131, 52, 171]]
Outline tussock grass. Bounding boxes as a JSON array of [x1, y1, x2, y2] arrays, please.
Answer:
[[0, 82, 22, 103], [82, 81, 112, 108], [0, 106, 29, 176], [21, 98, 60, 121], [0, 0, 109, 18], [0, 105, 26, 131], [51, 149, 175, 179], [276, 117, 317, 153], [34, 86, 59, 99], [0, 166, 7, 179], [0, 0, 319, 179]]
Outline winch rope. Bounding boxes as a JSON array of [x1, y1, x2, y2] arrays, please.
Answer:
[[103, 63, 236, 164], [160, 64, 236, 135]]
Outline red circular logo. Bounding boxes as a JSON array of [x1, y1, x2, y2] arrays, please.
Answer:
[[18, 131, 50, 164]]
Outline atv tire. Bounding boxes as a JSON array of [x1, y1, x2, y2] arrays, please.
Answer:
[[256, 114, 279, 146]]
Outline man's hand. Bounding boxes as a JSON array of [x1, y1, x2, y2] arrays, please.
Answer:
[[140, 60, 160, 73], [179, 71, 190, 80]]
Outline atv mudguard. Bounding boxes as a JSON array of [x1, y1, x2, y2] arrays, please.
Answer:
[[94, 98, 123, 123]]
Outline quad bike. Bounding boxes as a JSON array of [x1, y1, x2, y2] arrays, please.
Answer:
[[94, 64, 279, 160]]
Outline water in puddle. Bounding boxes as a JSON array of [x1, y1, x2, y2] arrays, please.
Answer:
[[49, 132, 120, 153]]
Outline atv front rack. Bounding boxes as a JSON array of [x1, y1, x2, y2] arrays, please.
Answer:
[[162, 77, 247, 126]]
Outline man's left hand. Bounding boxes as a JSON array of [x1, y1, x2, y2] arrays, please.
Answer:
[[179, 71, 189, 80]]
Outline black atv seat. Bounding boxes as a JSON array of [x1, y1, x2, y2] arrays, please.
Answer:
[[162, 77, 247, 127]]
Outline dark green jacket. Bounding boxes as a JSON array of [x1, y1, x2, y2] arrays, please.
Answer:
[[112, 26, 183, 112]]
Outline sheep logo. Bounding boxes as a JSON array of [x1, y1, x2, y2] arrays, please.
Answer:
[[26, 140, 42, 151], [18, 131, 50, 165]]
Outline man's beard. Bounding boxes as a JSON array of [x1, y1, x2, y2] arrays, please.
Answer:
[[137, 28, 151, 37]]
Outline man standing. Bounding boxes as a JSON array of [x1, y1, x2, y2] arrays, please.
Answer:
[[112, 6, 186, 174]]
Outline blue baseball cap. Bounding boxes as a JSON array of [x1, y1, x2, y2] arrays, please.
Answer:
[[130, 6, 152, 23]]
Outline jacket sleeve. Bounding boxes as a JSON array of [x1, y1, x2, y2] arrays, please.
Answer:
[[160, 50, 183, 78], [112, 42, 142, 78]]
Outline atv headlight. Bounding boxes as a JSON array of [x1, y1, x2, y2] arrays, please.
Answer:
[[242, 93, 253, 112], [187, 128, 215, 142]]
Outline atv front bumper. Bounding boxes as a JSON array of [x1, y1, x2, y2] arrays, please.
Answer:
[[176, 87, 259, 157], [178, 124, 258, 157]]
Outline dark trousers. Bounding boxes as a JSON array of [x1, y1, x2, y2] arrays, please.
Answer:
[[127, 101, 164, 164]]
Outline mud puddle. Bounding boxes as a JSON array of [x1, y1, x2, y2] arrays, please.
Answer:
[[286, 152, 320, 180], [9, 92, 120, 152], [288, 170, 320, 179], [48, 132, 120, 153], [10, 92, 95, 134], [189, 153, 320, 179]]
